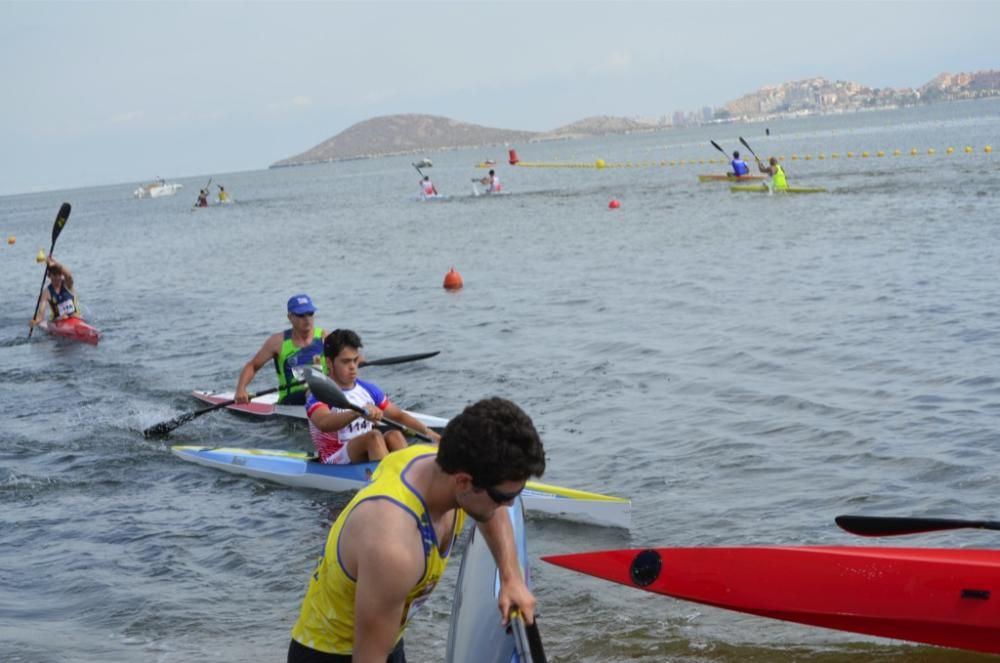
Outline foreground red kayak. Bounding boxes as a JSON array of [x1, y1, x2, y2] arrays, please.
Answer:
[[543, 546, 1000, 654], [40, 317, 100, 345]]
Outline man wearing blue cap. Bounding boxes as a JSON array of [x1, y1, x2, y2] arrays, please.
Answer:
[[235, 294, 328, 406]]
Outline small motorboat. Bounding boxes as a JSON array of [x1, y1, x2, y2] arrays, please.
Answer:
[[133, 180, 183, 199]]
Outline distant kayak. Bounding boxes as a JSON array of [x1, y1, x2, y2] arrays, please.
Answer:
[[730, 184, 827, 194], [698, 174, 765, 182], [39, 317, 100, 345], [414, 193, 449, 201]]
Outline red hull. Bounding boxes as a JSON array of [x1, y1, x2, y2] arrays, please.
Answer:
[[42, 317, 100, 345], [543, 546, 1000, 654]]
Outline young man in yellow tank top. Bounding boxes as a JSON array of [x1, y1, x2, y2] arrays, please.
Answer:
[[288, 398, 546, 663]]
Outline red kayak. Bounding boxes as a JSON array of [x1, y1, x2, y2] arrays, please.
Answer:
[[40, 316, 100, 345], [543, 546, 1000, 654]]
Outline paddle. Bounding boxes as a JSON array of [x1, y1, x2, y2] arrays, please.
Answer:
[[509, 612, 547, 663], [28, 203, 72, 339], [710, 140, 729, 158], [836, 515, 1000, 537], [739, 136, 761, 162], [142, 351, 440, 438], [305, 367, 433, 441]]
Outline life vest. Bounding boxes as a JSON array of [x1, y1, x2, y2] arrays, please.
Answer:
[[274, 327, 325, 402], [290, 445, 465, 655], [731, 159, 750, 176], [421, 181, 435, 195], [488, 175, 501, 193], [772, 164, 788, 190], [47, 283, 78, 320]]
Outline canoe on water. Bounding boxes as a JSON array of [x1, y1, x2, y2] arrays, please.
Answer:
[[543, 546, 1000, 654], [730, 184, 828, 194], [172, 445, 631, 528], [697, 174, 765, 182], [39, 317, 100, 345]]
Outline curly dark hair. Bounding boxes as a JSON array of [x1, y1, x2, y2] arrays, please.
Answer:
[[436, 397, 545, 486], [324, 329, 362, 359]]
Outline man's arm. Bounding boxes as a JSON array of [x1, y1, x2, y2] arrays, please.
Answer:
[[309, 402, 366, 432], [348, 503, 425, 663], [235, 333, 281, 403], [478, 507, 535, 624], [384, 403, 441, 443]]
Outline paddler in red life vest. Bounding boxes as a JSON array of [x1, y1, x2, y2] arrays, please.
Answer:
[[479, 169, 501, 193], [729, 151, 750, 177], [30, 257, 81, 329], [419, 175, 438, 197], [235, 294, 327, 406], [757, 156, 789, 191], [195, 189, 209, 207]]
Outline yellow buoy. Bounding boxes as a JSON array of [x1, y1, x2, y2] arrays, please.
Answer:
[[804, 154, 812, 160], [985, 145, 993, 153], [928, 148, 936, 155], [595, 158, 606, 169], [847, 151, 854, 158], [893, 149, 901, 156], [8, 235, 16, 245], [877, 150, 885, 157], [36, 249, 46, 262], [964, 146, 973, 154], [910, 148, 918, 156], [818, 154, 825, 160], [831, 153, 839, 159], [862, 151, 870, 158], [946, 147, 954, 154]]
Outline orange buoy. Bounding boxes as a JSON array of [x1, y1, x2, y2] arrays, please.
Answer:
[[608, 199, 620, 209], [7, 235, 15, 245], [508, 149, 519, 165], [443, 267, 463, 291]]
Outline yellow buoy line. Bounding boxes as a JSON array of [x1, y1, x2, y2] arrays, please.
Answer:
[[502, 145, 992, 169]]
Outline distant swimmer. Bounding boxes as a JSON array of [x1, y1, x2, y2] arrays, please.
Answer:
[[757, 156, 788, 191], [419, 175, 439, 197], [478, 169, 501, 193], [729, 151, 750, 177]]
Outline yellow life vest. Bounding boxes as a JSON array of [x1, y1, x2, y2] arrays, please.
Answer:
[[290, 445, 466, 654], [772, 164, 788, 190]]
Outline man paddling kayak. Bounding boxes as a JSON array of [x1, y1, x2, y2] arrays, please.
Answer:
[[306, 329, 439, 464], [235, 294, 327, 406], [418, 175, 439, 197], [30, 256, 81, 329], [478, 169, 501, 193], [729, 151, 750, 176], [288, 397, 546, 663], [757, 156, 789, 191]]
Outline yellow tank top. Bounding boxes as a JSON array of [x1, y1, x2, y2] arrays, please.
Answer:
[[772, 164, 788, 190], [290, 445, 466, 654]]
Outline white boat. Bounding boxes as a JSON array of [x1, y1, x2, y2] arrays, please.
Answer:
[[171, 445, 631, 528], [133, 180, 183, 199]]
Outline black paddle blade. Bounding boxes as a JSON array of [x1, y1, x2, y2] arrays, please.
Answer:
[[360, 351, 439, 367], [710, 140, 727, 156], [143, 412, 196, 438], [52, 203, 71, 243], [303, 368, 358, 413], [509, 613, 546, 663], [836, 515, 1000, 537]]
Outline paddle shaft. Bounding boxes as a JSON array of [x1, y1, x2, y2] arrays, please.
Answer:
[[510, 613, 546, 663], [739, 136, 761, 162], [28, 203, 71, 338], [836, 515, 1000, 537], [142, 351, 439, 437]]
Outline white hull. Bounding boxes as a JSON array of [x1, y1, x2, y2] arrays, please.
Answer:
[[134, 182, 183, 199]]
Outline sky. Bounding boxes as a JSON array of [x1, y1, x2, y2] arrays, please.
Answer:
[[1, 0, 997, 197]]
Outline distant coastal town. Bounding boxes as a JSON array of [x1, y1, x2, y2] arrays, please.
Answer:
[[271, 69, 1000, 168]]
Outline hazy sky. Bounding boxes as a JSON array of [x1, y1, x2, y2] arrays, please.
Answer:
[[1, 1, 996, 196]]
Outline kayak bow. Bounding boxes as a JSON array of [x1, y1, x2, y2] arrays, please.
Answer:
[[543, 546, 1000, 654], [172, 445, 631, 528], [39, 317, 100, 345]]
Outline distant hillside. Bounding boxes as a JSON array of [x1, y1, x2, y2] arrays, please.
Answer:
[[537, 115, 659, 140], [718, 69, 1000, 119], [271, 114, 538, 168]]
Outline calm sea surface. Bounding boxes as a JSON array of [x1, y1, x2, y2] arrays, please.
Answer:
[[2, 99, 999, 662]]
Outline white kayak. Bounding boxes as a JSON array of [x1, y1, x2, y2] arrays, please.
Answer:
[[446, 496, 529, 662], [172, 445, 631, 529]]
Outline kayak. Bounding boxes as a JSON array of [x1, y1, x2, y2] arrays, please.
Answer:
[[446, 495, 528, 662], [172, 445, 631, 528], [39, 317, 100, 345], [191, 390, 449, 428], [414, 193, 449, 201], [730, 184, 827, 194], [698, 174, 765, 182], [543, 546, 1000, 654]]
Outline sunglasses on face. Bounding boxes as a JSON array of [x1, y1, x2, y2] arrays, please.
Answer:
[[478, 483, 524, 505], [292, 312, 314, 318]]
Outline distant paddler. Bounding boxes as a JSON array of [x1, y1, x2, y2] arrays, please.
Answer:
[[478, 169, 501, 193], [757, 156, 789, 192], [419, 175, 439, 197], [217, 185, 230, 203], [729, 151, 750, 177], [30, 256, 81, 329]]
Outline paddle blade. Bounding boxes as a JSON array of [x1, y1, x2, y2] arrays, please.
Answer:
[[143, 412, 196, 438], [360, 351, 439, 367], [836, 515, 1000, 537], [710, 140, 727, 156], [303, 367, 358, 412], [509, 613, 546, 663], [739, 136, 758, 159], [52, 203, 71, 244]]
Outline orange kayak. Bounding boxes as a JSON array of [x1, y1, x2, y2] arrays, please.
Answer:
[[41, 317, 100, 345]]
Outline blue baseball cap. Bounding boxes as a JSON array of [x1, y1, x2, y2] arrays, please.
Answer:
[[287, 294, 316, 315]]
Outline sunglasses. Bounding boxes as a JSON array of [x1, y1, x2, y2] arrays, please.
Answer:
[[478, 483, 524, 505], [292, 312, 314, 318]]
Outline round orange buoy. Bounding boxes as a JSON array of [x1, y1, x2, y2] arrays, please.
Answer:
[[608, 199, 620, 209], [443, 267, 463, 291], [508, 149, 519, 165], [7, 235, 15, 245]]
